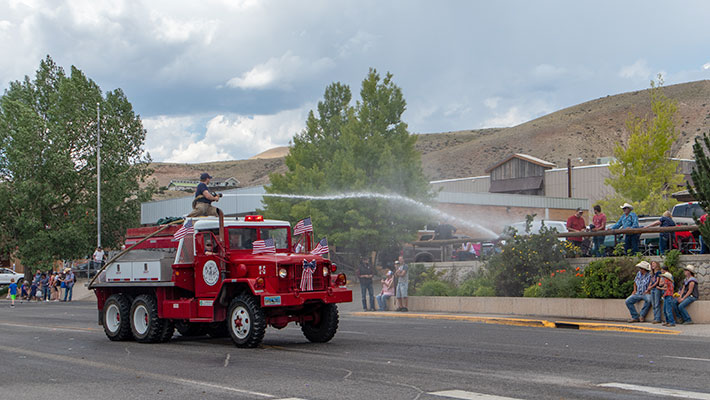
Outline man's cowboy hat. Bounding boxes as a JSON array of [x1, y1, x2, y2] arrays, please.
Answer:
[[635, 261, 651, 271], [683, 264, 696, 274], [620, 203, 634, 209]]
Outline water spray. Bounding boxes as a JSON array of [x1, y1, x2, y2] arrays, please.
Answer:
[[221, 191, 498, 238]]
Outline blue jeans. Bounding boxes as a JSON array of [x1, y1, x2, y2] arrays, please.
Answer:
[[624, 234, 640, 254], [376, 294, 392, 311], [673, 296, 697, 323], [625, 293, 651, 320], [659, 234, 673, 255], [63, 285, 73, 301], [651, 288, 663, 322], [360, 281, 374, 310], [663, 296, 676, 324], [592, 236, 605, 257], [42, 287, 50, 301], [701, 236, 709, 254]]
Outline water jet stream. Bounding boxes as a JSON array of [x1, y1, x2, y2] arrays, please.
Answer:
[[222, 192, 498, 239]]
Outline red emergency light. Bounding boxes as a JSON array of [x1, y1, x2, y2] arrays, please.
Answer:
[[245, 215, 264, 222]]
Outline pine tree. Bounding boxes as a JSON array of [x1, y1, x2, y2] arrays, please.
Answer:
[[688, 132, 710, 238]]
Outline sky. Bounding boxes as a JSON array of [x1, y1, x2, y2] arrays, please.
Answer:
[[1, 0, 710, 163]]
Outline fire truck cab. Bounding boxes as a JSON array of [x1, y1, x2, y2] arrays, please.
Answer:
[[91, 215, 352, 348]]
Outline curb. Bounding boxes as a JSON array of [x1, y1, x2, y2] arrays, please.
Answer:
[[350, 312, 680, 335]]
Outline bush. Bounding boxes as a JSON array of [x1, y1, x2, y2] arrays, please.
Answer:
[[408, 264, 445, 294], [457, 272, 496, 297], [416, 280, 456, 296], [487, 215, 570, 296], [523, 284, 540, 297], [537, 268, 585, 298], [582, 256, 640, 298]]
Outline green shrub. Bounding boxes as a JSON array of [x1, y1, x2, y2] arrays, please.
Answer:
[[582, 257, 640, 298], [408, 264, 445, 294], [523, 284, 540, 297], [663, 249, 681, 268], [538, 268, 585, 298], [457, 271, 496, 297], [487, 215, 570, 296], [416, 280, 455, 296]]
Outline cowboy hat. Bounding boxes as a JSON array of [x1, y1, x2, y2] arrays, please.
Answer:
[[635, 261, 651, 271], [683, 264, 696, 274], [620, 203, 634, 209], [662, 272, 673, 280]]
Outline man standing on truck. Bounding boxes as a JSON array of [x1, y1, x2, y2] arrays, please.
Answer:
[[187, 173, 221, 217]]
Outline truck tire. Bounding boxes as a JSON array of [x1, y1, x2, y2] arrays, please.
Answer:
[[301, 304, 339, 343], [206, 322, 230, 338], [103, 294, 133, 341], [175, 321, 206, 337], [227, 294, 266, 348], [130, 294, 166, 343]]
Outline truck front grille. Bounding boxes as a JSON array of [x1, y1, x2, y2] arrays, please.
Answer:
[[277, 263, 326, 292]]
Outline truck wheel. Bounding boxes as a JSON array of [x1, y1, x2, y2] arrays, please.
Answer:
[[206, 322, 230, 338], [103, 294, 132, 341], [227, 294, 266, 348], [175, 321, 206, 337], [301, 304, 339, 343], [130, 294, 166, 343]]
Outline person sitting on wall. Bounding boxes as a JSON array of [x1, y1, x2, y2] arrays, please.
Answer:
[[376, 270, 395, 311], [625, 261, 652, 323], [611, 203, 640, 254], [187, 173, 221, 217], [672, 264, 699, 325]]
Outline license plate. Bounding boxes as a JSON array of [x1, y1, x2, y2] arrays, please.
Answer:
[[264, 296, 281, 306]]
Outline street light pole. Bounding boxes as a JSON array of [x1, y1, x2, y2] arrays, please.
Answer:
[[97, 103, 101, 250]]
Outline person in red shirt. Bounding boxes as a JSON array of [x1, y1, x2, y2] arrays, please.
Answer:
[[566, 208, 588, 253], [591, 205, 607, 257]]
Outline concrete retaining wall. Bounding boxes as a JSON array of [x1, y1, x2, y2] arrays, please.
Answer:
[[405, 296, 710, 323], [413, 261, 485, 283]]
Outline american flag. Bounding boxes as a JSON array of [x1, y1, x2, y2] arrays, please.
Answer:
[[293, 217, 313, 235], [310, 238, 329, 256], [300, 260, 317, 291], [252, 238, 276, 254], [172, 219, 194, 241]]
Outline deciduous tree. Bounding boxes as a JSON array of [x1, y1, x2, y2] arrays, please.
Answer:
[[264, 69, 431, 261], [0, 56, 154, 268]]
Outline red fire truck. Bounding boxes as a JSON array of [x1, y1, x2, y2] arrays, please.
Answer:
[[89, 215, 352, 348]]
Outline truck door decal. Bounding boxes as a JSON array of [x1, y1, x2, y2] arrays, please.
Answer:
[[202, 260, 220, 286]]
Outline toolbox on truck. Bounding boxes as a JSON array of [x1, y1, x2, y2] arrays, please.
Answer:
[[104, 249, 174, 282]]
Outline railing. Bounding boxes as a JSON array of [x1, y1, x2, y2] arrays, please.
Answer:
[[557, 225, 699, 238]]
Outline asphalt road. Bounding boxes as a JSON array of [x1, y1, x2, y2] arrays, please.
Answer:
[[1, 300, 710, 400]]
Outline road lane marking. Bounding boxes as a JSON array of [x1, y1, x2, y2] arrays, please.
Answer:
[[0, 344, 275, 398], [663, 355, 710, 363], [0, 322, 100, 332], [598, 383, 710, 399], [429, 389, 522, 400]]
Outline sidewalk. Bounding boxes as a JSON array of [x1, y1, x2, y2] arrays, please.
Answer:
[[347, 283, 710, 337]]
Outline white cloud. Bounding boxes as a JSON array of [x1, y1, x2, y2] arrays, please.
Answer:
[[703, 62, 710, 70], [337, 30, 377, 58], [143, 106, 311, 163], [481, 100, 552, 128], [226, 51, 335, 90], [532, 63, 566, 79], [619, 59, 651, 80], [483, 97, 500, 109]]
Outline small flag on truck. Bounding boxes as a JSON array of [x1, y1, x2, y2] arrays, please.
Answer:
[[293, 217, 313, 235], [253, 238, 276, 254], [172, 219, 194, 241], [310, 238, 329, 256]]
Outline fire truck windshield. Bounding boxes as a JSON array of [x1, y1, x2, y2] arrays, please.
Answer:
[[259, 228, 289, 250]]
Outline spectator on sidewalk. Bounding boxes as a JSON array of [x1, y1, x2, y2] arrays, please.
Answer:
[[357, 259, 376, 311], [395, 256, 409, 312], [566, 208, 587, 252], [591, 205, 607, 257], [29, 278, 39, 302], [673, 264, 699, 325], [645, 261, 664, 324], [63, 268, 75, 302], [50, 272, 61, 301], [611, 203, 640, 254], [625, 261, 652, 322], [8, 278, 17, 308], [20, 280, 29, 300], [645, 211, 676, 255], [40, 273, 50, 302], [659, 271, 676, 326], [376, 270, 395, 311]]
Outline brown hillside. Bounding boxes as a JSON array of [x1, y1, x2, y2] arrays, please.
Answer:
[[421, 80, 710, 180], [147, 80, 710, 200]]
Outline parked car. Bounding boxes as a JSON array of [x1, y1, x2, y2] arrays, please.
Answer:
[[502, 220, 569, 241], [671, 201, 705, 226], [0, 268, 25, 285]]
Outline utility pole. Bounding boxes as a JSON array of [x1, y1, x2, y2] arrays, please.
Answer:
[[567, 158, 572, 198], [97, 103, 101, 249]]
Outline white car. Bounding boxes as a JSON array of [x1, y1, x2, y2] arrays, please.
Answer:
[[0, 268, 25, 285], [503, 220, 569, 241]]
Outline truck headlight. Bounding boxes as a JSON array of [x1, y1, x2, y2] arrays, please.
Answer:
[[278, 268, 288, 278], [322, 266, 329, 276]]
